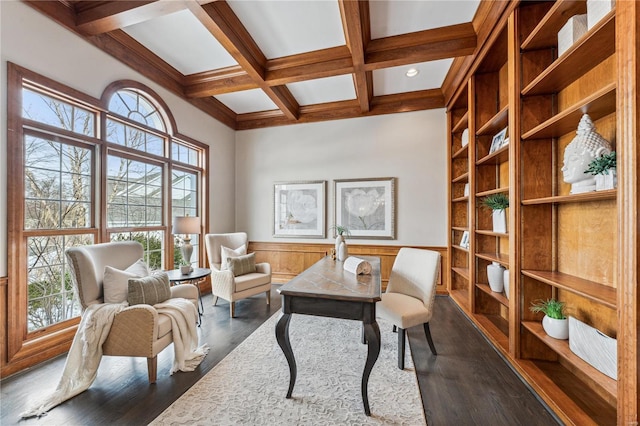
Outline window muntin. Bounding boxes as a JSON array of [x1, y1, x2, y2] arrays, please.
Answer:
[[22, 87, 95, 137], [110, 231, 164, 270], [172, 170, 199, 268], [106, 118, 165, 156], [172, 141, 199, 166], [107, 155, 163, 227], [108, 89, 165, 131], [27, 234, 93, 332], [24, 135, 92, 230]]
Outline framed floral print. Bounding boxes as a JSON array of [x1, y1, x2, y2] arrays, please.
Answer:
[[334, 177, 396, 239], [273, 181, 326, 238]]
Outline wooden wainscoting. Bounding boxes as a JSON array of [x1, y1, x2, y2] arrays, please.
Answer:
[[248, 242, 448, 293]]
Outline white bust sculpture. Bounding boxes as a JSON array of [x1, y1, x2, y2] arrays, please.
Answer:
[[561, 114, 612, 194]]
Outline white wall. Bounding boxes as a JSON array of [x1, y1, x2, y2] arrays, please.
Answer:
[[235, 110, 448, 246], [0, 1, 237, 275]]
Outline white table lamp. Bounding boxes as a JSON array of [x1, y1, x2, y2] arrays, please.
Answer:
[[173, 216, 200, 273]]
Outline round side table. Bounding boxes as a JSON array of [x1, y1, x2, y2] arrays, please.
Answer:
[[166, 267, 211, 325]]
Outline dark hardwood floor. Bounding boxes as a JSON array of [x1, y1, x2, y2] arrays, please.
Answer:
[[1, 289, 559, 425]]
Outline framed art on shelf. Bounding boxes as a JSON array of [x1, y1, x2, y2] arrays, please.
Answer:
[[334, 177, 396, 239], [489, 127, 508, 154], [459, 231, 470, 249], [273, 181, 326, 238]]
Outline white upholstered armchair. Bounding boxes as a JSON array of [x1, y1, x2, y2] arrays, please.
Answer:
[[66, 241, 199, 383], [204, 233, 271, 317]]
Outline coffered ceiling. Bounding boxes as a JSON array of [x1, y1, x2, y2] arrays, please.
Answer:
[[25, 0, 507, 130]]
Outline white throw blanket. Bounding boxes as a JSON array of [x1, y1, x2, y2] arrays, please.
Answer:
[[156, 298, 209, 374], [21, 298, 208, 418]]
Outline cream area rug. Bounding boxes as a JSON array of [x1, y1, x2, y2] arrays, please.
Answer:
[[151, 313, 425, 425]]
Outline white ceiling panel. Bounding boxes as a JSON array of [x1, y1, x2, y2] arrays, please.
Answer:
[[227, 0, 346, 59], [370, 0, 481, 39], [287, 75, 356, 106], [123, 10, 238, 75], [373, 59, 454, 96], [215, 89, 279, 114]]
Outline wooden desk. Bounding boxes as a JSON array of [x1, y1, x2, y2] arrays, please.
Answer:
[[275, 256, 381, 416]]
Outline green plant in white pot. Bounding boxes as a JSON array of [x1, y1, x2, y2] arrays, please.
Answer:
[[530, 298, 568, 340], [331, 225, 351, 261], [481, 193, 509, 233], [585, 151, 616, 191]]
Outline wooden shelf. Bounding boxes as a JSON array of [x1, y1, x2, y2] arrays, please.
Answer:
[[452, 172, 469, 183], [451, 226, 468, 232], [452, 144, 469, 159], [452, 245, 469, 253], [521, 1, 586, 51], [521, 270, 616, 309], [452, 196, 469, 203], [452, 111, 469, 133], [476, 105, 508, 136], [475, 230, 508, 237], [476, 187, 509, 197], [449, 288, 470, 312], [517, 359, 617, 425], [522, 11, 615, 96], [522, 190, 616, 205], [522, 83, 616, 140], [452, 267, 470, 280], [522, 321, 617, 399], [476, 283, 509, 307], [476, 144, 509, 165], [473, 313, 509, 353], [476, 252, 509, 266]]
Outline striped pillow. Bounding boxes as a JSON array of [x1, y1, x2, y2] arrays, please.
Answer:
[[127, 272, 171, 305], [227, 253, 256, 277]]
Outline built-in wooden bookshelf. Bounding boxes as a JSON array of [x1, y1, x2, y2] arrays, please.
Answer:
[[447, 1, 639, 424]]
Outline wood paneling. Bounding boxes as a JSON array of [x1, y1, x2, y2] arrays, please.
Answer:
[[248, 241, 447, 293]]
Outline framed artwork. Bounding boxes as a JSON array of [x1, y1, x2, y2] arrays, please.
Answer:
[[273, 181, 326, 238], [334, 177, 396, 239], [459, 231, 470, 249], [489, 127, 508, 154]]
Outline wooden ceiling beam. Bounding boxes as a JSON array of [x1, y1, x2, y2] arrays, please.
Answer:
[[265, 46, 354, 85], [365, 23, 477, 71], [188, 0, 299, 120], [339, 0, 371, 113], [75, 1, 188, 36], [183, 66, 258, 97]]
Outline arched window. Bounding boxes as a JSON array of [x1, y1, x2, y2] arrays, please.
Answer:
[[7, 65, 207, 367]]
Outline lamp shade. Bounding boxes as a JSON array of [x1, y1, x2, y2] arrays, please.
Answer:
[[172, 216, 200, 235]]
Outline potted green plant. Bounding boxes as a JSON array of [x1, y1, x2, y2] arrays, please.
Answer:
[[585, 151, 616, 191], [530, 298, 568, 340], [330, 225, 351, 261], [481, 193, 509, 233]]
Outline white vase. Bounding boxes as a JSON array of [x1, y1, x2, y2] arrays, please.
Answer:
[[335, 234, 344, 254], [492, 209, 507, 233], [503, 269, 510, 300], [595, 170, 617, 191], [542, 315, 569, 340], [337, 241, 348, 261], [487, 262, 505, 292]]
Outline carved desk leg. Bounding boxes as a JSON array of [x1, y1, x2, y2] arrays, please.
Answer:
[[362, 320, 381, 416], [275, 312, 296, 398]]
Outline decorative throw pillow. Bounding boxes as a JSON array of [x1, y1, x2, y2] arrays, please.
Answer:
[[127, 272, 172, 306], [227, 253, 257, 277], [103, 259, 150, 303], [220, 244, 247, 270]]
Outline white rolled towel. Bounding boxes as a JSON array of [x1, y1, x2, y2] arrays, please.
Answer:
[[343, 256, 372, 275]]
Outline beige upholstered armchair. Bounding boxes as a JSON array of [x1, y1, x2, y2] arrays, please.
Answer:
[[66, 241, 198, 383], [204, 233, 271, 317]]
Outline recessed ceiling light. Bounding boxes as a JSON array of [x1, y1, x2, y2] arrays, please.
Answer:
[[405, 68, 419, 78]]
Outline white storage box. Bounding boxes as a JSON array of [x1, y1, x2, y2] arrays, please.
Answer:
[[558, 14, 587, 56], [587, 0, 615, 30], [569, 316, 617, 380]]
